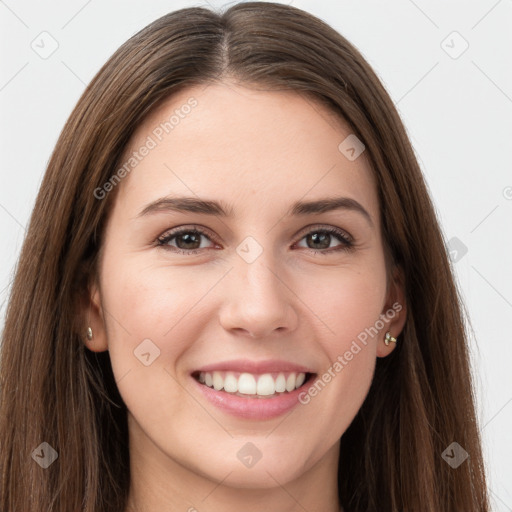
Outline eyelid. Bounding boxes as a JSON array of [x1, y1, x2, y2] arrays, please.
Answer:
[[295, 223, 353, 242], [156, 224, 219, 246]]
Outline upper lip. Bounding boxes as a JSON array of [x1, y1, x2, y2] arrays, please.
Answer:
[[192, 359, 315, 375]]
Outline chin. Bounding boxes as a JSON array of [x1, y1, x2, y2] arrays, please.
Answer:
[[191, 446, 309, 489]]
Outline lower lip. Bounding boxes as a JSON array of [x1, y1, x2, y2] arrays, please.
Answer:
[[191, 375, 314, 420]]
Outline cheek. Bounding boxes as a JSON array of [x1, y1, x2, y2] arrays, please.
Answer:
[[99, 253, 220, 379], [298, 266, 385, 399], [294, 263, 386, 347], [101, 249, 386, 377], [295, 282, 382, 444], [332, 281, 386, 346], [98, 259, 214, 426]]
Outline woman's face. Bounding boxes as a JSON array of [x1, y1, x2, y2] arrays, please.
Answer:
[[87, 82, 405, 498]]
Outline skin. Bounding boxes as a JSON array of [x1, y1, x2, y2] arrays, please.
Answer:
[[85, 81, 407, 512]]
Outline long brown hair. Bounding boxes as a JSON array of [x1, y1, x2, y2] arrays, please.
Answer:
[[0, 2, 490, 510]]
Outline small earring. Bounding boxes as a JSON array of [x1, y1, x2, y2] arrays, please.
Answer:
[[86, 327, 93, 341], [384, 331, 397, 346]]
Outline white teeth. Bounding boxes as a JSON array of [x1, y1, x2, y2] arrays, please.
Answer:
[[196, 371, 308, 396], [238, 373, 256, 394], [223, 372, 238, 393], [275, 373, 286, 392], [212, 371, 223, 391], [285, 373, 296, 392], [295, 372, 306, 388], [256, 374, 275, 396]]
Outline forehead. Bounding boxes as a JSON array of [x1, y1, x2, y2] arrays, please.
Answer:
[[114, 82, 379, 225]]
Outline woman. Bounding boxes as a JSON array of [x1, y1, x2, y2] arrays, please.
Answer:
[[0, 2, 490, 511]]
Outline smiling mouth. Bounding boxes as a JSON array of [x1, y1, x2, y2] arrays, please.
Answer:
[[191, 370, 316, 398]]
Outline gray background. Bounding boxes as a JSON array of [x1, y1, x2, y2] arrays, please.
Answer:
[[1, 0, 511, 509]]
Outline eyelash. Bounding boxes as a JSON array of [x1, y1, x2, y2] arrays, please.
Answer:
[[156, 225, 354, 256]]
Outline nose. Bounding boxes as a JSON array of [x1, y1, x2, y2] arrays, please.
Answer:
[[218, 251, 298, 339]]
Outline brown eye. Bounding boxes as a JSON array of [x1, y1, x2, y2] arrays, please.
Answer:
[[294, 226, 354, 255], [157, 227, 217, 255], [156, 225, 354, 256]]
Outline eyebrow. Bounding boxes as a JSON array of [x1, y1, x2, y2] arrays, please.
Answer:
[[138, 195, 374, 228]]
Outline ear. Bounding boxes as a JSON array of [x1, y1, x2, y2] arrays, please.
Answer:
[[376, 264, 407, 358], [82, 280, 109, 353]]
